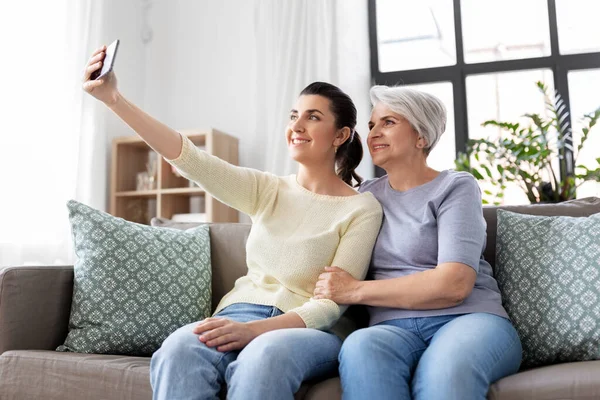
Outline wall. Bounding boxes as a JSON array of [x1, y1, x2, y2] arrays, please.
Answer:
[[87, 0, 148, 210], [142, 1, 261, 170], [138, 0, 373, 176]]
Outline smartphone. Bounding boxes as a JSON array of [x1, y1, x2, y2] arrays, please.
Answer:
[[91, 39, 120, 80]]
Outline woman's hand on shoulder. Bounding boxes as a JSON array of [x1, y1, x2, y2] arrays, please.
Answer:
[[313, 266, 362, 305]]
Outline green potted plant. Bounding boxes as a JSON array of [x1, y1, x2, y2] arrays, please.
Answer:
[[455, 81, 600, 204]]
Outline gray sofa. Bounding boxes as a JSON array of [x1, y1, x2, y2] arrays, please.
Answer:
[[1, 197, 600, 400]]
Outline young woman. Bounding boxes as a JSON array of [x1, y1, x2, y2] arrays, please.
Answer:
[[82, 45, 382, 400], [314, 85, 522, 400]]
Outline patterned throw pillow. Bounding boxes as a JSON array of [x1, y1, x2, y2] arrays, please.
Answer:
[[495, 209, 600, 369], [57, 200, 211, 356]]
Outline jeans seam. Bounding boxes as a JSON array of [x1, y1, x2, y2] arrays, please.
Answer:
[[312, 334, 343, 370], [408, 344, 427, 359], [483, 334, 521, 379], [412, 318, 424, 342], [210, 351, 231, 388], [311, 356, 340, 370]]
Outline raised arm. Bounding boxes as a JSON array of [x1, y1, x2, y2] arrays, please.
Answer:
[[82, 45, 276, 216], [83, 45, 182, 160], [164, 136, 278, 217]]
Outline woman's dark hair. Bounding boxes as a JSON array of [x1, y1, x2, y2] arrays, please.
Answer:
[[300, 82, 363, 187]]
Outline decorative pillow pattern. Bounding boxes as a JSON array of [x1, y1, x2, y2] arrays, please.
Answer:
[[57, 200, 211, 356], [495, 209, 600, 368]]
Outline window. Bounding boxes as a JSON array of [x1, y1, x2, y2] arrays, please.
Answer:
[[466, 69, 554, 141], [376, 0, 456, 72], [568, 69, 600, 198], [369, 0, 600, 203], [556, 0, 600, 55], [404, 82, 456, 171], [461, 0, 551, 63], [466, 69, 555, 205]]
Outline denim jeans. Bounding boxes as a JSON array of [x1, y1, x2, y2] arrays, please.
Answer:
[[150, 302, 342, 400], [339, 312, 522, 400]]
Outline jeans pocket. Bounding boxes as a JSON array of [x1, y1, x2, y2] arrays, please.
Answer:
[[269, 306, 284, 317]]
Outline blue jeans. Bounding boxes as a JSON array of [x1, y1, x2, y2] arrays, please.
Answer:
[[150, 302, 342, 400], [339, 313, 522, 400]]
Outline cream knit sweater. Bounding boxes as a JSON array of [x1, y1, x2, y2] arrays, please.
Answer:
[[165, 134, 383, 330]]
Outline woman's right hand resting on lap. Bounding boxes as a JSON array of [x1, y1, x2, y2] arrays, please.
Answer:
[[82, 45, 119, 106]]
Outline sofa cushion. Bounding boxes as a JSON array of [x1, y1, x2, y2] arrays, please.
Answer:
[[483, 197, 600, 270], [0, 350, 152, 400], [495, 209, 600, 368], [58, 200, 212, 356], [0, 350, 316, 400], [303, 377, 342, 400], [488, 360, 600, 400], [0, 266, 73, 355], [151, 218, 253, 313]]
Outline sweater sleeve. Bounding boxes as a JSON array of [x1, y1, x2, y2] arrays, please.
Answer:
[[288, 200, 383, 330], [164, 133, 277, 218], [436, 175, 486, 272]]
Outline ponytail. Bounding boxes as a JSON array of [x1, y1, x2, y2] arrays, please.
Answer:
[[336, 131, 363, 187]]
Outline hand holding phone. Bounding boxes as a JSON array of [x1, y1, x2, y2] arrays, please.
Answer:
[[91, 39, 119, 80], [83, 40, 120, 105]]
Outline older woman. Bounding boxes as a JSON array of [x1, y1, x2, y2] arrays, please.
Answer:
[[314, 86, 522, 400]]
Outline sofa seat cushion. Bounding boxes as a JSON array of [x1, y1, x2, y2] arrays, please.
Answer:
[[489, 360, 600, 400], [0, 350, 152, 400], [302, 377, 342, 399], [0, 350, 318, 400]]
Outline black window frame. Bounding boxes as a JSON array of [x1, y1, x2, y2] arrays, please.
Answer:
[[368, 0, 600, 179]]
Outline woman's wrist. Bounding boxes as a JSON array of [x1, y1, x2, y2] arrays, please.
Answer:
[[106, 91, 122, 109], [351, 280, 367, 304], [246, 311, 306, 337], [246, 320, 266, 338]]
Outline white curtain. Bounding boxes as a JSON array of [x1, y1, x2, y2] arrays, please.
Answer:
[[136, 0, 372, 180], [0, 0, 374, 261], [0, 0, 106, 267], [254, 0, 373, 177]]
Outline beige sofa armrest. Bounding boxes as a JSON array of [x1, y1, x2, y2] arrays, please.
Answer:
[[0, 265, 74, 354]]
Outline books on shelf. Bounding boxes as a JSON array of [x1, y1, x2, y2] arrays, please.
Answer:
[[111, 130, 239, 225]]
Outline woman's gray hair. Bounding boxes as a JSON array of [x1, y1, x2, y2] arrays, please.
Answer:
[[370, 85, 447, 154]]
